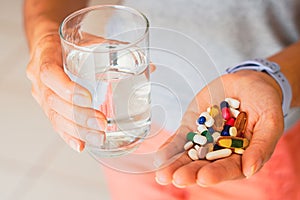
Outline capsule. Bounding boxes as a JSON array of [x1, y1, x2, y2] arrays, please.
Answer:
[[229, 126, 238, 136], [205, 117, 215, 127], [204, 143, 214, 152], [217, 136, 249, 149], [193, 134, 207, 145], [184, 141, 194, 150], [221, 124, 231, 136], [225, 97, 240, 109], [188, 148, 199, 160], [200, 111, 211, 119], [206, 148, 232, 160], [234, 111, 248, 136], [201, 130, 214, 143], [212, 132, 221, 143], [198, 146, 209, 159], [186, 132, 197, 141], [230, 108, 240, 118], [208, 105, 220, 118], [194, 144, 200, 151], [197, 124, 208, 133], [225, 117, 235, 126], [234, 148, 245, 155], [220, 101, 231, 120]]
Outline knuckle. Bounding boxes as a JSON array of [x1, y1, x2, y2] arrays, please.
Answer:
[[44, 88, 55, 107], [48, 109, 59, 131], [39, 62, 52, 80]]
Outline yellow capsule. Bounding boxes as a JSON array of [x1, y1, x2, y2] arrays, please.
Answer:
[[217, 136, 249, 149], [209, 105, 220, 118]]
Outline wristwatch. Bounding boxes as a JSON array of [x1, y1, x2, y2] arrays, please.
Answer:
[[226, 58, 292, 117]]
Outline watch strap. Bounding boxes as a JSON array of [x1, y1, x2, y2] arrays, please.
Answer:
[[226, 58, 292, 117]]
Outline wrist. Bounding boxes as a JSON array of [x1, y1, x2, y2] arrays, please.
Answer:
[[268, 41, 300, 108], [25, 17, 60, 53], [226, 59, 292, 117]]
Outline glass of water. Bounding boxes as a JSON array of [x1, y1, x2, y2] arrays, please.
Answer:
[[59, 5, 150, 156]]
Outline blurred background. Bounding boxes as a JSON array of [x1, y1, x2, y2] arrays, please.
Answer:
[[0, 1, 111, 199]]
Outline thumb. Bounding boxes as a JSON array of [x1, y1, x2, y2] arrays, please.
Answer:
[[242, 112, 284, 178]]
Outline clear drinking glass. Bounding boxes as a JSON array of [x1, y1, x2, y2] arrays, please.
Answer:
[[59, 5, 150, 156]]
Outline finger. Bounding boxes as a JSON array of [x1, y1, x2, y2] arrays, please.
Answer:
[[197, 154, 244, 186], [155, 152, 191, 185], [36, 37, 92, 108], [149, 63, 156, 73], [45, 87, 107, 131], [172, 160, 210, 188], [154, 126, 189, 169], [47, 109, 105, 147], [58, 132, 85, 153], [31, 84, 42, 105], [39, 62, 92, 108], [242, 111, 283, 178]]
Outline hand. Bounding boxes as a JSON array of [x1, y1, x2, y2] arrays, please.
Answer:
[[26, 33, 107, 152], [155, 70, 284, 187]]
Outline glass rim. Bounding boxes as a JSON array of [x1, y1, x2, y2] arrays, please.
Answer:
[[59, 4, 149, 53]]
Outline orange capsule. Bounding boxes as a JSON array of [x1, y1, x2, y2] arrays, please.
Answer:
[[234, 111, 248, 136]]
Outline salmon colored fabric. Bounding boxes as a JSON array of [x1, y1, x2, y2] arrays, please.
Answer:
[[102, 120, 300, 200]]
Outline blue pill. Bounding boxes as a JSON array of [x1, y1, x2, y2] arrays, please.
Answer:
[[221, 124, 231, 136], [197, 116, 206, 125]]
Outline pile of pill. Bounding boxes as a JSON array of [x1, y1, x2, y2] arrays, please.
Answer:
[[184, 97, 249, 161]]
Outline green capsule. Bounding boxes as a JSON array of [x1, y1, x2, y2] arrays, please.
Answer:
[[201, 130, 214, 143], [186, 132, 197, 141]]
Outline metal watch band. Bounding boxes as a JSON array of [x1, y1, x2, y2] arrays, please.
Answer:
[[226, 58, 292, 117]]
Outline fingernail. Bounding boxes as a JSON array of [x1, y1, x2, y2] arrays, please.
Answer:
[[87, 118, 106, 130], [196, 177, 208, 187], [172, 179, 186, 188], [155, 176, 169, 185], [68, 139, 82, 152], [73, 94, 91, 107], [86, 132, 104, 147], [244, 160, 262, 178]]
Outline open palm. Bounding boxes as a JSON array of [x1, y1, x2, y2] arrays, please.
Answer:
[[155, 70, 284, 187]]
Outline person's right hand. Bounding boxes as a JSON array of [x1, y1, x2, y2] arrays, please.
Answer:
[[26, 33, 107, 152]]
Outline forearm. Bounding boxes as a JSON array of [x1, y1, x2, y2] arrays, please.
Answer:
[[23, 0, 88, 52], [268, 40, 300, 108]]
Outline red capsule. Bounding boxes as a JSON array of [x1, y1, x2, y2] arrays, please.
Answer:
[[226, 117, 235, 126], [221, 101, 231, 120], [221, 108, 231, 120]]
